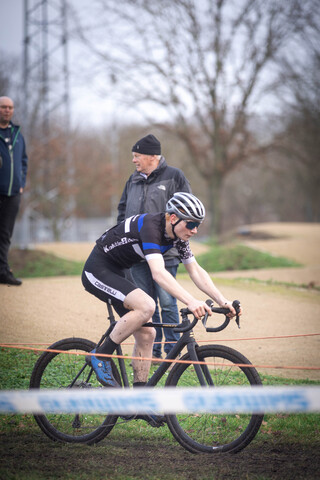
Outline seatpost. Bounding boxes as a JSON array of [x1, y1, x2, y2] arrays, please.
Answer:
[[106, 299, 116, 324]]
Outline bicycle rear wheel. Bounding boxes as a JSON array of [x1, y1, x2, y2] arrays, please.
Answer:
[[165, 345, 264, 454], [29, 338, 121, 444]]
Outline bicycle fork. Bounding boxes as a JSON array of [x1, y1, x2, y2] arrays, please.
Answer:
[[187, 340, 214, 387]]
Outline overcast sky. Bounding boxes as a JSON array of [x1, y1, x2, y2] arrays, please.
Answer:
[[0, 0, 24, 54], [0, 0, 120, 128], [0, 0, 298, 130]]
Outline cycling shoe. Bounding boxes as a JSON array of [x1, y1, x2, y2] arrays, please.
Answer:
[[86, 349, 120, 388]]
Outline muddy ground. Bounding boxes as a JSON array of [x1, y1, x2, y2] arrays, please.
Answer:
[[1, 430, 319, 480]]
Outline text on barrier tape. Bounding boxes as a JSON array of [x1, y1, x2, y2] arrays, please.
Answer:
[[0, 386, 320, 414]]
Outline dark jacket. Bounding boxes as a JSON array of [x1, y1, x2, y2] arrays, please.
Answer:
[[0, 123, 28, 196], [117, 156, 191, 266]]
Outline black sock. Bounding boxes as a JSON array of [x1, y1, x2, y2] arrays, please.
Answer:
[[96, 337, 118, 361], [133, 382, 146, 387]]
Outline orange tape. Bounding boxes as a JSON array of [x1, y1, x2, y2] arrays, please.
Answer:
[[1, 343, 320, 371]]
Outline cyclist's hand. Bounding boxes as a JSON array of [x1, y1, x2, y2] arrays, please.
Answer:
[[223, 300, 242, 318], [187, 300, 212, 319]]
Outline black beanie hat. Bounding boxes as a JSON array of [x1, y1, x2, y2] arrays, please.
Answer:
[[132, 134, 161, 155]]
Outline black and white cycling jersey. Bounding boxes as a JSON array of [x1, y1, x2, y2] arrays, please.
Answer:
[[96, 213, 194, 269]]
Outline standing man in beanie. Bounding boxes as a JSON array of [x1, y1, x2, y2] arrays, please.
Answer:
[[0, 96, 28, 286], [117, 134, 191, 361]]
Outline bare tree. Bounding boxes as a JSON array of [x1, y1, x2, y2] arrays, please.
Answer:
[[72, 0, 314, 233], [0, 50, 20, 98], [272, 70, 320, 220], [269, 6, 320, 222], [0, 54, 12, 95]]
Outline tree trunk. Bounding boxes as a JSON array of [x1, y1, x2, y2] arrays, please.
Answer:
[[207, 174, 222, 237]]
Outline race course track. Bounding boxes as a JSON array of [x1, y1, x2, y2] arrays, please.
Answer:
[[1, 222, 320, 381]]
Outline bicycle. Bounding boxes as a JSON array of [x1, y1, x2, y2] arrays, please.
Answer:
[[30, 299, 264, 454]]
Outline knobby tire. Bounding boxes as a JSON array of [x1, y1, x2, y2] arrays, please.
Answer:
[[29, 337, 121, 444], [165, 345, 264, 454]]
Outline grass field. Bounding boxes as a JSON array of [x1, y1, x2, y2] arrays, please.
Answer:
[[9, 242, 301, 280], [0, 347, 319, 480]]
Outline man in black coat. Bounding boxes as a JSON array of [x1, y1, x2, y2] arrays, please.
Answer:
[[117, 134, 191, 360], [0, 96, 28, 285]]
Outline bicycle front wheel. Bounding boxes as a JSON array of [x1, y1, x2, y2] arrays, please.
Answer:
[[165, 345, 264, 454], [29, 338, 121, 444]]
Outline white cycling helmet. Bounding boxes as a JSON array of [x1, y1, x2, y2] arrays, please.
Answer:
[[166, 192, 206, 223]]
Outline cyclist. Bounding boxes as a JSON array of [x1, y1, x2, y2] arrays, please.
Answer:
[[82, 192, 240, 416]]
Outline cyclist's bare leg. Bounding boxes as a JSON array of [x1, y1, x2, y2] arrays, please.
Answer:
[[106, 289, 156, 383], [131, 327, 156, 383], [109, 288, 155, 344]]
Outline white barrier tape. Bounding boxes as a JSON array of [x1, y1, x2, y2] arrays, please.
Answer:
[[0, 386, 320, 414]]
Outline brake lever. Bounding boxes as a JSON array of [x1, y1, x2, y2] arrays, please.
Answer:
[[202, 299, 216, 329], [201, 299, 213, 329], [232, 300, 241, 328]]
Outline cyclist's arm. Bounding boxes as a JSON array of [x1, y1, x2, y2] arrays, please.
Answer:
[[184, 260, 236, 315], [147, 255, 211, 318]]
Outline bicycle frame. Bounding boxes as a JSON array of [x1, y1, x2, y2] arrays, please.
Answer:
[[99, 300, 213, 389], [30, 296, 263, 453]]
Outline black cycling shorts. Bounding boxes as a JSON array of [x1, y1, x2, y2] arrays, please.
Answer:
[[81, 245, 138, 317]]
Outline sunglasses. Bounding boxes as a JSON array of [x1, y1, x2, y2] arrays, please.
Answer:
[[185, 220, 201, 230]]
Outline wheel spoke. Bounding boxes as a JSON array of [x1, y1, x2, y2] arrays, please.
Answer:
[[166, 345, 264, 453], [30, 338, 120, 443]]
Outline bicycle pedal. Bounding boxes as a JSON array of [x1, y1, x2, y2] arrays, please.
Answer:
[[120, 414, 165, 427], [136, 415, 166, 428], [120, 414, 136, 421]]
